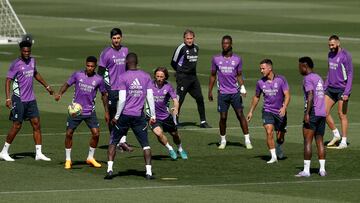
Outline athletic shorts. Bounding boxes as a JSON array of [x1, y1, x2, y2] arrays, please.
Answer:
[[67, 111, 99, 130], [325, 87, 349, 103], [303, 110, 326, 136], [150, 115, 177, 133], [218, 92, 243, 112], [262, 111, 287, 132], [9, 96, 39, 122], [110, 114, 149, 148], [107, 89, 119, 119]]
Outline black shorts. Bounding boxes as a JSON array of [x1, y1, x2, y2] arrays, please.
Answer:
[[67, 111, 99, 130], [303, 110, 326, 136], [176, 74, 204, 102], [325, 87, 349, 103], [110, 114, 149, 148], [262, 111, 287, 132], [9, 96, 39, 122], [218, 92, 243, 112], [107, 89, 119, 119], [150, 115, 177, 133]]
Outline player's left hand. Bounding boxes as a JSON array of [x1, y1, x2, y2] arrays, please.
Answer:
[[279, 107, 286, 117], [304, 114, 310, 124], [171, 107, 178, 116], [342, 95, 349, 101], [111, 118, 118, 125], [149, 117, 156, 125], [46, 86, 54, 95]]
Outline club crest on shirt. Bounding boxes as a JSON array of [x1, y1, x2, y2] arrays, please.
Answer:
[[231, 61, 236, 66], [274, 82, 278, 88], [336, 57, 340, 63], [92, 81, 96, 86]]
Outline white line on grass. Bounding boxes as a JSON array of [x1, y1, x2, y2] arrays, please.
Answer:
[[1, 123, 360, 137], [1, 178, 360, 194], [57, 57, 75, 62], [21, 15, 360, 42]]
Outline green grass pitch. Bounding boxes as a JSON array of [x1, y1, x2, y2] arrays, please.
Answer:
[[0, 0, 360, 202]]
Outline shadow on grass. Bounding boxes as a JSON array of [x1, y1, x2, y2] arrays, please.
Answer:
[[208, 141, 245, 148], [254, 155, 288, 161], [177, 122, 197, 128], [105, 169, 150, 179], [12, 152, 35, 159]]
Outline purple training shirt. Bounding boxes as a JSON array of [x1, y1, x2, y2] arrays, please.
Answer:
[[325, 48, 353, 96], [118, 69, 152, 117], [149, 81, 177, 120], [98, 46, 128, 90], [7, 57, 37, 102], [303, 72, 326, 117], [67, 70, 106, 116], [255, 75, 289, 114], [211, 54, 242, 94]]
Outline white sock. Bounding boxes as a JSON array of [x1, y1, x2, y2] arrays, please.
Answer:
[[304, 160, 311, 174], [107, 161, 113, 172], [319, 159, 326, 172], [270, 148, 276, 159], [332, 128, 341, 138], [119, 136, 127, 144], [87, 147, 95, 160], [65, 148, 71, 161], [1, 142, 11, 154], [201, 121, 206, 124], [35, 145, 42, 155], [177, 143, 183, 152], [341, 137, 347, 144], [145, 164, 152, 176], [244, 134, 250, 143], [220, 135, 226, 143], [165, 143, 173, 151]]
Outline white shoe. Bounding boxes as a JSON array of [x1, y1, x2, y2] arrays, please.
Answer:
[[218, 142, 226, 149], [0, 152, 15, 161], [327, 136, 340, 146], [318, 170, 327, 177], [295, 171, 310, 177], [267, 157, 278, 164], [337, 142, 347, 149], [245, 142, 253, 149], [35, 153, 51, 161], [276, 145, 284, 159]]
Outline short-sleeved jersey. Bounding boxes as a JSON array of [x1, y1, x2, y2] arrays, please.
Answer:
[[149, 81, 177, 120], [171, 43, 199, 75], [118, 69, 152, 117], [326, 48, 353, 96], [255, 75, 289, 114], [98, 46, 128, 90], [211, 54, 242, 94], [6, 57, 37, 102], [303, 72, 326, 117], [67, 70, 106, 116]]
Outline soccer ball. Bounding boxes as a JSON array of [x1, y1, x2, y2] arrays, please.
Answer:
[[68, 103, 82, 117]]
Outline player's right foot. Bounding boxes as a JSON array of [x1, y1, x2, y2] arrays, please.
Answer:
[[35, 153, 51, 161], [118, 142, 134, 152], [145, 174, 155, 180], [169, 149, 177, 160], [266, 158, 278, 164], [179, 150, 188, 160], [276, 145, 284, 159], [295, 171, 310, 177], [218, 141, 226, 149], [104, 171, 114, 180], [245, 142, 253, 150], [200, 122, 212, 128], [64, 160, 72, 169], [0, 152, 15, 161], [86, 159, 101, 168], [337, 142, 348, 149], [318, 170, 327, 177], [327, 136, 340, 146]]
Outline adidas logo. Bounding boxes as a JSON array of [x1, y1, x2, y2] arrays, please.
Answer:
[[129, 78, 142, 89]]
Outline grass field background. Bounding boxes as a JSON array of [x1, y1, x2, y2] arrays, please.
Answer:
[[0, 0, 360, 202]]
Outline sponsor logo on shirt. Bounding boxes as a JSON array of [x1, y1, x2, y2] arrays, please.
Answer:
[[129, 78, 143, 97]]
